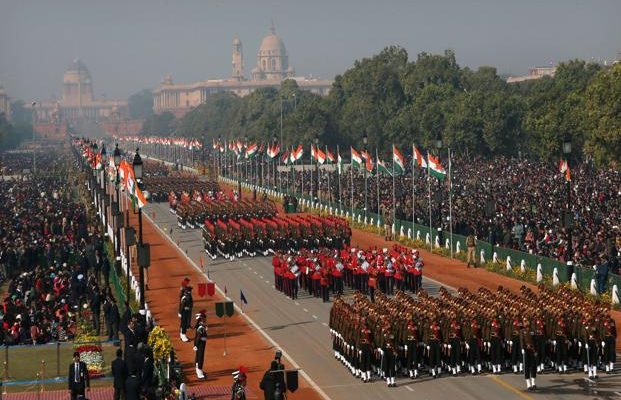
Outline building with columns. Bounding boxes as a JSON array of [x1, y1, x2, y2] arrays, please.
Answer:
[[29, 59, 128, 123], [0, 85, 10, 121], [153, 24, 332, 117]]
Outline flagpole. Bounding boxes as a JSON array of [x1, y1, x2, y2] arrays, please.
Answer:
[[337, 145, 342, 213], [427, 152, 432, 252], [309, 146, 313, 200], [350, 155, 354, 220], [392, 148, 396, 236], [326, 146, 331, 204], [412, 146, 415, 240], [376, 148, 380, 227], [448, 147, 453, 258]]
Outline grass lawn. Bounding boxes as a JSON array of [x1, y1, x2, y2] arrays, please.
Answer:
[[1, 339, 118, 386]]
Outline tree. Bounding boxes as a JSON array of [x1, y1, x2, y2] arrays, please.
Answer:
[[582, 64, 621, 167], [128, 90, 154, 120], [140, 112, 175, 136]]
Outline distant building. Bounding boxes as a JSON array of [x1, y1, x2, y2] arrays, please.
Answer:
[[29, 59, 128, 123], [153, 23, 333, 117], [506, 66, 557, 83], [0, 85, 10, 121]]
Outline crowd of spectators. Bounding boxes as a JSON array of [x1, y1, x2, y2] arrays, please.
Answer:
[[0, 151, 61, 176], [260, 155, 620, 272], [0, 150, 122, 345]]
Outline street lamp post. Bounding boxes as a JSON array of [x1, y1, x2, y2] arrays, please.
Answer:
[[563, 134, 573, 280], [100, 144, 108, 229], [113, 143, 122, 256], [31, 102, 37, 174], [133, 149, 146, 311]]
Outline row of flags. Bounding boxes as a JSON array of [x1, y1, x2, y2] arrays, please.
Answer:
[[115, 134, 570, 183], [79, 140, 149, 209], [114, 135, 202, 150]]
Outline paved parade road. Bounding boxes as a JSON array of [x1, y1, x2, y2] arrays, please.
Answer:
[[146, 202, 621, 400]]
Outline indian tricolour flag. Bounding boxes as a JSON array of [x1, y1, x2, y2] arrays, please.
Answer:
[[290, 144, 303, 163], [326, 149, 335, 164], [413, 145, 427, 169], [125, 168, 148, 208], [376, 159, 392, 176], [351, 147, 362, 169], [427, 153, 446, 180], [559, 159, 571, 182], [245, 143, 258, 159], [316, 148, 326, 165], [392, 145, 405, 175], [337, 149, 343, 174]]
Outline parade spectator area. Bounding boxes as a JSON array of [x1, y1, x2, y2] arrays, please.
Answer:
[[0, 150, 121, 393]]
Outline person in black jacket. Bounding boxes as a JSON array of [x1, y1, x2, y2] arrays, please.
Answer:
[[111, 349, 127, 400], [142, 347, 155, 399], [125, 368, 141, 400], [68, 351, 90, 400], [259, 361, 285, 400]]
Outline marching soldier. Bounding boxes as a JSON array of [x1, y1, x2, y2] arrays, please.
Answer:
[[405, 318, 420, 378], [193, 310, 208, 379], [179, 286, 193, 342], [602, 315, 616, 374], [520, 318, 537, 391], [466, 316, 482, 374]]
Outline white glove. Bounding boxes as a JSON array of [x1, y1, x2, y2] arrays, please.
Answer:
[[508, 340, 513, 346], [552, 340, 556, 346], [193, 346, 197, 351], [378, 348, 384, 355], [359, 350, 362, 355], [443, 344, 448, 349], [465, 343, 470, 350], [426, 346, 431, 351], [601, 341, 605, 348], [448, 344, 452, 350], [404, 345, 408, 351], [578, 341, 582, 348], [521, 349, 525, 355], [585, 343, 589, 349]]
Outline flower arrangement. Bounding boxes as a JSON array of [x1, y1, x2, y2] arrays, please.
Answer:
[[148, 326, 173, 361], [74, 319, 105, 379]]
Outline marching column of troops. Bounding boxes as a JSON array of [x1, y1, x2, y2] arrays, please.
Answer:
[[329, 285, 617, 390], [203, 211, 352, 261], [272, 245, 425, 303], [177, 277, 209, 380]]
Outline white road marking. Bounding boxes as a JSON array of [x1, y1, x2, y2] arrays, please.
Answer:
[[303, 308, 308, 312], [294, 302, 300, 306], [145, 209, 332, 400], [253, 271, 258, 275], [259, 275, 264, 279], [265, 280, 269, 284], [312, 315, 318, 319], [322, 322, 328, 327], [405, 386, 414, 392]]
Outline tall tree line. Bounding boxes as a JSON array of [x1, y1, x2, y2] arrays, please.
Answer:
[[141, 46, 621, 167]]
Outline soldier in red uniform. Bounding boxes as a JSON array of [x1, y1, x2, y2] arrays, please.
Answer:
[[490, 314, 503, 374], [359, 321, 373, 382], [520, 318, 538, 390], [554, 314, 569, 374]]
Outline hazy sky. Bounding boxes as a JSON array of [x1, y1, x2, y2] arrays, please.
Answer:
[[1, 0, 620, 102]]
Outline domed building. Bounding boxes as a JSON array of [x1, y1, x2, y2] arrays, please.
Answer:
[[29, 58, 128, 124], [251, 23, 294, 81], [153, 22, 332, 116]]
